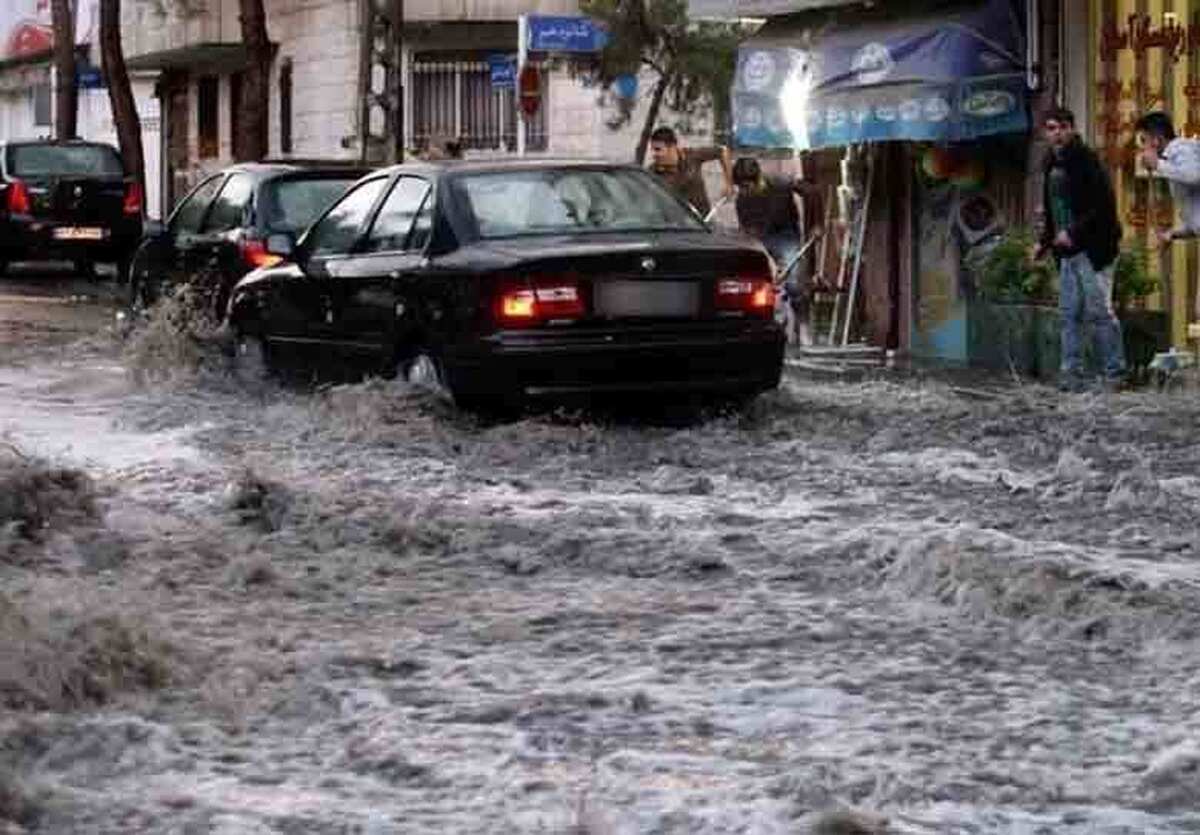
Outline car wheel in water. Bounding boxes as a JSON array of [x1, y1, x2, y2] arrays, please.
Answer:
[[404, 353, 453, 401], [233, 333, 272, 384]]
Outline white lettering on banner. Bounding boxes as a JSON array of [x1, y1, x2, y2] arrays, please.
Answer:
[[826, 107, 847, 128], [924, 97, 951, 122], [851, 105, 870, 124], [742, 51, 776, 92], [963, 90, 1016, 118], [900, 99, 922, 121], [876, 104, 898, 122], [852, 43, 894, 85]]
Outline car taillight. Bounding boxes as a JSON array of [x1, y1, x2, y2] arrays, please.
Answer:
[[715, 272, 775, 317], [495, 274, 586, 327], [6, 180, 30, 215], [239, 237, 283, 269], [122, 181, 143, 216]]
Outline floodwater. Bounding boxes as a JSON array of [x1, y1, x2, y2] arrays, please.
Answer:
[[1, 272, 1199, 834]]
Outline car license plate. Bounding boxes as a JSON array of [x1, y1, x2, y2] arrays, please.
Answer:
[[594, 280, 699, 318], [52, 227, 106, 241]]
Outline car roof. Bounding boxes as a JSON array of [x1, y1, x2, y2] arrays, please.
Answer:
[[218, 162, 373, 181], [1, 138, 120, 149], [380, 158, 638, 178]]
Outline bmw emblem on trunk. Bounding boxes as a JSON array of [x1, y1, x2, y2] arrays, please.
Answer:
[[640, 256, 656, 273], [73, 185, 83, 197]]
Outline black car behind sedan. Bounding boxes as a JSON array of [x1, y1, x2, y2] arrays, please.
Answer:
[[129, 162, 368, 316], [0, 140, 143, 277], [227, 160, 785, 409]]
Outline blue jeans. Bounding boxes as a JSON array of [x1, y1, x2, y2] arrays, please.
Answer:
[[762, 234, 808, 310], [1059, 252, 1125, 380]]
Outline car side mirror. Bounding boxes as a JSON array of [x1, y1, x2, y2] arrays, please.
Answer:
[[266, 232, 295, 258], [144, 219, 166, 238]]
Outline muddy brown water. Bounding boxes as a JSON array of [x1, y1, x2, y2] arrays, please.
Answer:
[[1, 277, 1199, 833]]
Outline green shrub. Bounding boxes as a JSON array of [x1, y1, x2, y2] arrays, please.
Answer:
[[1113, 241, 1159, 310], [973, 227, 1056, 304]]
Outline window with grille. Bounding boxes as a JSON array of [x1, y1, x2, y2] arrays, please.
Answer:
[[198, 76, 219, 159], [412, 54, 548, 154]]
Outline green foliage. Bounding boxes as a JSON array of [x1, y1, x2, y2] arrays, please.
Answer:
[[581, 0, 749, 148], [1113, 241, 1158, 309], [974, 227, 1056, 303]]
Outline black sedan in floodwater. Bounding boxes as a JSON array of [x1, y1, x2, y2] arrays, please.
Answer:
[[129, 162, 369, 316], [226, 160, 785, 409]]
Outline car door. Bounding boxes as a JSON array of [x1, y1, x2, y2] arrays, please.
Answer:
[[328, 175, 433, 368], [167, 174, 225, 280], [271, 176, 388, 354], [192, 173, 255, 310]]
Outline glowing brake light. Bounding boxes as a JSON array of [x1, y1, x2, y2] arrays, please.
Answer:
[[496, 275, 586, 327], [716, 273, 775, 317], [6, 180, 30, 215], [239, 237, 283, 269], [122, 181, 143, 216], [501, 288, 537, 320]]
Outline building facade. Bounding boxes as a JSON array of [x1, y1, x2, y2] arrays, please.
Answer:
[[0, 0, 720, 220], [1059, 0, 1199, 348], [119, 0, 711, 216]]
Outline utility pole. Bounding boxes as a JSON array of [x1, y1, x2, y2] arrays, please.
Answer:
[[395, 0, 404, 163], [357, 0, 404, 163]]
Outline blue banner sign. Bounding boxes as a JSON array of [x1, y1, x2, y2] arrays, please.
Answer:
[[76, 64, 104, 89], [488, 54, 516, 89], [732, 0, 1028, 150], [526, 15, 609, 53]]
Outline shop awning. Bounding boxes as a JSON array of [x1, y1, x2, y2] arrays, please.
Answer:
[[126, 42, 277, 74], [689, 0, 869, 18], [732, 0, 1029, 150]]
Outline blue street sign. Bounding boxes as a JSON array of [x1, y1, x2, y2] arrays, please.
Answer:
[[488, 54, 516, 89], [76, 66, 104, 89], [526, 15, 609, 53]]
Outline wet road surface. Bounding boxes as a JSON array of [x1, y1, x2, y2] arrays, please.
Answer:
[[1, 273, 1199, 834]]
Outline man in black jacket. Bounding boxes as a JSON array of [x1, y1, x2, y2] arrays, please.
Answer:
[[1036, 107, 1126, 390]]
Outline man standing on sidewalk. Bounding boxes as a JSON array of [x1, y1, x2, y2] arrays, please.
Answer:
[[647, 126, 733, 219], [1135, 111, 1200, 247], [1036, 107, 1126, 390]]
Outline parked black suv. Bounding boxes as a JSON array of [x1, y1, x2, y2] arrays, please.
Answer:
[[129, 162, 369, 317], [0, 140, 144, 277]]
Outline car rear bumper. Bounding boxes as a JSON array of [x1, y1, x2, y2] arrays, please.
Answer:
[[445, 321, 786, 399], [0, 217, 142, 263]]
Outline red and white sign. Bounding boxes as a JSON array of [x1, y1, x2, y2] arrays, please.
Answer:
[[1, 0, 96, 61]]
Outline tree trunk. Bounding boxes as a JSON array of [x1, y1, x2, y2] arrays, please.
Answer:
[[635, 72, 670, 165], [100, 0, 144, 200], [237, 0, 271, 161], [50, 0, 77, 139]]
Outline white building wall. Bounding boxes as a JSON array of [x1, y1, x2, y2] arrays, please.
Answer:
[[269, 0, 360, 158]]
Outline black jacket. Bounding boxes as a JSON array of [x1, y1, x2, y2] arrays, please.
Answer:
[[1041, 137, 1122, 271]]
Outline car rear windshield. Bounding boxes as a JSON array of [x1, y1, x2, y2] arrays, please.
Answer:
[[450, 168, 706, 239], [260, 177, 359, 233], [6, 144, 125, 178]]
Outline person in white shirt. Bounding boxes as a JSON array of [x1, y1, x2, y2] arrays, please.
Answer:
[[1136, 111, 1200, 247]]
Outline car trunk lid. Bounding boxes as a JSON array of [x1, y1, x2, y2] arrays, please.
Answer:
[[478, 234, 773, 327]]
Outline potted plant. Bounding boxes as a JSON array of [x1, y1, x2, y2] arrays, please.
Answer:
[[1112, 241, 1167, 383], [966, 226, 1058, 376], [1112, 241, 1157, 313], [972, 226, 1056, 304]]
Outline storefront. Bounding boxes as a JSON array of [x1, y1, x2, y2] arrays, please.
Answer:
[[1083, 0, 1200, 347], [727, 0, 1035, 360]]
